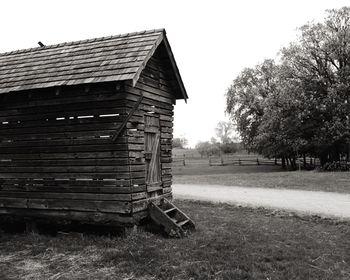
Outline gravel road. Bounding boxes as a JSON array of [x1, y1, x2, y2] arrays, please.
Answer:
[[173, 184, 350, 220]]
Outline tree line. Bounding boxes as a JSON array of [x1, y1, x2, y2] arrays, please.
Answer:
[[226, 7, 350, 168], [173, 121, 243, 157], [195, 121, 243, 157]]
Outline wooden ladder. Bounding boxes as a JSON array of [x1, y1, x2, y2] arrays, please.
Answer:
[[148, 198, 195, 237]]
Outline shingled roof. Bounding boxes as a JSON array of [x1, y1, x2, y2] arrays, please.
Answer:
[[0, 29, 187, 99]]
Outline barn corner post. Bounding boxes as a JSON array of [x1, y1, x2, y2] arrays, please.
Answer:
[[0, 28, 193, 235]]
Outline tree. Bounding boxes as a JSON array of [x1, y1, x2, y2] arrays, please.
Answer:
[[195, 141, 220, 157], [173, 137, 188, 149], [220, 142, 238, 154], [215, 121, 236, 144], [226, 59, 279, 154], [280, 7, 350, 163], [226, 7, 350, 167]]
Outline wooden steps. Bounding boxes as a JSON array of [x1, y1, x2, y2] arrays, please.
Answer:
[[148, 198, 195, 237], [164, 207, 176, 214]]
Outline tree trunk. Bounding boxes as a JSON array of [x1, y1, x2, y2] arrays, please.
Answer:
[[293, 156, 297, 170], [330, 144, 340, 162], [291, 157, 296, 170], [281, 157, 286, 169], [320, 151, 329, 166]]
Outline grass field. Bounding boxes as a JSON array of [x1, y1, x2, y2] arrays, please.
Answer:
[[1, 200, 349, 280], [1, 150, 349, 279], [172, 156, 350, 193]]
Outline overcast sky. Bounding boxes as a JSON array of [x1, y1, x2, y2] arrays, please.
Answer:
[[1, 0, 349, 147]]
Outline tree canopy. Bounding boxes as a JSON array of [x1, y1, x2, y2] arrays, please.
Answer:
[[173, 137, 188, 149], [226, 7, 350, 167]]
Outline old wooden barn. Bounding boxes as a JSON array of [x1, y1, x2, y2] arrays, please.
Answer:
[[0, 29, 193, 233]]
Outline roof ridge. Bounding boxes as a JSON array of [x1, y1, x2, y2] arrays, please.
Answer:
[[0, 28, 165, 58]]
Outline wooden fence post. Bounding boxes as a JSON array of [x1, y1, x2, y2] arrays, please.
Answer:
[[183, 154, 186, 166], [209, 156, 212, 166], [257, 158, 260, 165], [274, 158, 277, 165], [221, 156, 224, 166]]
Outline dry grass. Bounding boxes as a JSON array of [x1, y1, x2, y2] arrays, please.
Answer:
[[1, 200, 350, 280]]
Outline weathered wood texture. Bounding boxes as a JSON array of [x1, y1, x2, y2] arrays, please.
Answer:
[[0, 83, 144, 216], [0, 30, 164, 94], [0, 31, 183, 224], [124, 45, 176, 213]]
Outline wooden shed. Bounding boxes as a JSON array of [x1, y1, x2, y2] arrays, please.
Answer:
[[0, 29, 192, 232]]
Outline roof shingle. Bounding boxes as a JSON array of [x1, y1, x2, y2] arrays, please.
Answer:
[[0, 29, 167, 94]]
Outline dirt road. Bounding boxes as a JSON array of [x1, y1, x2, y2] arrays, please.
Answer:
[[173, 184, 350, 220]]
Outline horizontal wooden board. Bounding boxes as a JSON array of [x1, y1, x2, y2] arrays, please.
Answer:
[[0, 197, 132, 213], [0, 208, 149, 225], [0, 114, 143, 131], [124, 84, 174, 105], [0, 150, 129, 160], [0, 158, 142, 167], [0, 191, 132, 201], [0, 173, 133, 179], [0, 143, 130, 154], [0, 178, 132, 187], [0, 165, 145, 173], [0, 185, 144, 194], [132, 193, 172, 213]]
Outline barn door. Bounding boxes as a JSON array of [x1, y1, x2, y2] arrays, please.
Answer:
[[144, 114, 162, 192]]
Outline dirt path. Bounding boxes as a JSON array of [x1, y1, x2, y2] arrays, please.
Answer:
[[173, 184, 350, 220]]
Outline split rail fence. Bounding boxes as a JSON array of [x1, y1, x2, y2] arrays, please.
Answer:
[[209, 157, 278, 166], [172, 155, 321, 168]]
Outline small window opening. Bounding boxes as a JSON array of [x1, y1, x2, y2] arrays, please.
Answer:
[[99, 113, 120, 118], [56, 117, 65, 121], [148, 105, 156, 114], [2, 121, 8, 125], [77, 115, 94, 119]]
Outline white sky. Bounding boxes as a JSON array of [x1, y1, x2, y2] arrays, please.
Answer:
[[1, 0, 349, 147]]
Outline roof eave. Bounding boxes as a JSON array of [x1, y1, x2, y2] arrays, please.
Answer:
[[161, 32, 188, 101]]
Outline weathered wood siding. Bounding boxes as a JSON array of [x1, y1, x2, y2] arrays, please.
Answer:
[[124, 46, 175, 214], [0, 83, 145, 223], [0, 42, 178, 225]]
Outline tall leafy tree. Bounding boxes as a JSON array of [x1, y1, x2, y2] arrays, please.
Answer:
[[215, 121, 235, 144], [226, 59, 278, 152], [226, 7, 350, 166], [281, 7, 350, 163]]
